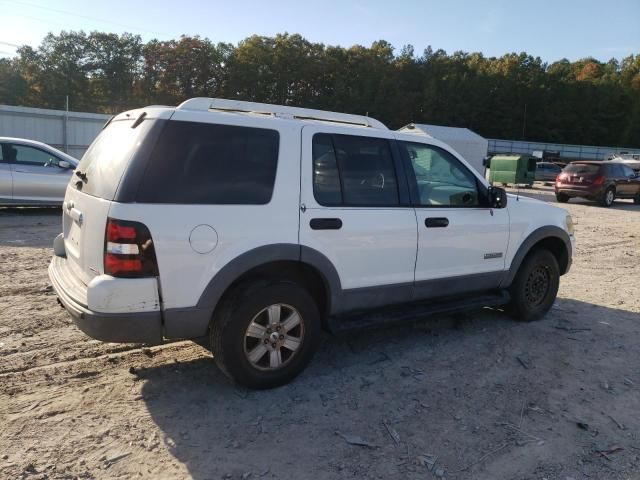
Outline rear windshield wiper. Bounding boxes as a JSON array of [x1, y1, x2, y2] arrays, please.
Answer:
[[75, 170, 88, 183]]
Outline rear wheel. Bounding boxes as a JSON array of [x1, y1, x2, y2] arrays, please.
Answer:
[[507, 249, 560, 322], [210, 280, 321, 389], [600, 187, 615, 207], [634, 191, 640, 205], [555, 193, 569, 203]]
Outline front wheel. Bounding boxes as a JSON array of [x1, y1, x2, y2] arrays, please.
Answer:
[[507, 249, 560, 322], [634, 191, 640, 205], [210, 280, 321, 389]]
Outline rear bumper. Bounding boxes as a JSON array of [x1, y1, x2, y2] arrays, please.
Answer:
[[555, 184, 603, 198], [48, 254, 163, 345]]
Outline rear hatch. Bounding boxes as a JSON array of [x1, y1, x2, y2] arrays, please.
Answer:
[[62, 108, 172, 287], [559, 163, 602, 185]]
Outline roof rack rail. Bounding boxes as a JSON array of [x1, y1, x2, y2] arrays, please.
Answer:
[[176, 98, 388, 130]]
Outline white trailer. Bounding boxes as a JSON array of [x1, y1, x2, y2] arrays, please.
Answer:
[[398, 123, 488, 175]]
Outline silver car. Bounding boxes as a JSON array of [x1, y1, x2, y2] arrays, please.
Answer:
[[0, 137, 78, 206], [535, 161, 562, 182]]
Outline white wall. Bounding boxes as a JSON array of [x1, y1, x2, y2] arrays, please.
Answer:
[[0, 105, 110, 159]]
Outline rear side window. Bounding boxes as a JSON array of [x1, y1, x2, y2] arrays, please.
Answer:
[[136, 121, 279, 204], [312, 133, 399, 206]]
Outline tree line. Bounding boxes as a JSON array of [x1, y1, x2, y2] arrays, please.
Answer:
[[1, 31, 639, 147]]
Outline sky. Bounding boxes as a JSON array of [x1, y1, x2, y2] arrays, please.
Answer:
[[0, 0, 638, 62]]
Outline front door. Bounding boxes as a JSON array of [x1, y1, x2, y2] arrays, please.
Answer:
[[7, 143, 71, 203], [397, 139, 510, 299], [299, 125, 418, 314]]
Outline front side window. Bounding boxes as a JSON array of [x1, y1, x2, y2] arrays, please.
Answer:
[[621, 165, 636, 178], [312, 133, 399, 206], [400, 141, 479, 207], [137, 121, 279, 204], [7, 144, 60, 167]]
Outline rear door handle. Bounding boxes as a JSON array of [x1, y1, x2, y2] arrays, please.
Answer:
[[310, 218, 342, 230], [425, 217, 449, 228]]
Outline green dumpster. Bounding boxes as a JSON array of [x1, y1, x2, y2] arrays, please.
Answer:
[[488, 154, 536, 187]]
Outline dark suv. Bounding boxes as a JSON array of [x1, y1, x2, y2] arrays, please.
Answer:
[[555, 161, 640, 207]]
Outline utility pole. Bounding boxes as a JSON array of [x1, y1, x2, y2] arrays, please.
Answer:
[[63, 95, 69, 153], [522, 102, 527, 140]]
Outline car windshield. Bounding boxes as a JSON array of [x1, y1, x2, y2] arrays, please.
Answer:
[[564, 163, 600, 175]]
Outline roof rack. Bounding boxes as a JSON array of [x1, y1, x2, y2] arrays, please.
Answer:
[[176, 98, 388, 130]]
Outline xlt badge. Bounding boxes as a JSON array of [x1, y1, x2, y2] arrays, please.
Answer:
[[484, 252, 503, 260]]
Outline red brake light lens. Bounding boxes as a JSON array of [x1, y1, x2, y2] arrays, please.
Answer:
[[592, 175, 605, 186], [107, 221, 137, 242], [104, 254, 143, 276], [104, 218, 158, 278]]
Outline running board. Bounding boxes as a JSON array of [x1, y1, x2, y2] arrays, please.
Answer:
[[327, 290, 510, 334]]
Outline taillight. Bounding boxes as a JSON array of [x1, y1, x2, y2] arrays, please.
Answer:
[[104, 218, 158, 278], [556, 173, 567, 185], [592, 175, 605, 186]]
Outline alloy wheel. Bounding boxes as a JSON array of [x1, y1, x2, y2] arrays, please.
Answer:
[[243, 304, 304, 371]]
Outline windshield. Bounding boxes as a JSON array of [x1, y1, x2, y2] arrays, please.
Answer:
[[74, 119, 152, 199], [564, 163, 600, 175]]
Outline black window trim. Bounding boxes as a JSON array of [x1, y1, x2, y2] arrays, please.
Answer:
[[399, 140, 491, 209], [311, 132, 411, 208]]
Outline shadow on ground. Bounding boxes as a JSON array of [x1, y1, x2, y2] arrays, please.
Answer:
[[138, 298, 640, 479]]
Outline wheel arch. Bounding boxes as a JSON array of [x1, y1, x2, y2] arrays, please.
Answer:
[[163, 244, 341, 339], [501, 226, 572, 288]]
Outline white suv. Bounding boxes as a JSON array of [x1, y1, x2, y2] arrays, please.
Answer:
[[49, 98, 574, 389]]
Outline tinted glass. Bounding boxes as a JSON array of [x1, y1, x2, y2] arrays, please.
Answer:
[[331, 134, 399, 206], [76, 119, 154, 199], [400, 141, 479, 207], [137, 121, 279, 204], [312, 134, 342, 205], [564, 163, 600, 175], [621, 165, 636, 177], [9, 145, 60, 167]]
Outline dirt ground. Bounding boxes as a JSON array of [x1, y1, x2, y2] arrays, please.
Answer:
[[1, 186, 639, 480]]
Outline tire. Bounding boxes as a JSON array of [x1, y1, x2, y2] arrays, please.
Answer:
[[600, 187, 615, 207], [555, 193, 569, 203], [507, 249, 560, 322], [210, 280, 321, 389], [634, 192, 640, 205]]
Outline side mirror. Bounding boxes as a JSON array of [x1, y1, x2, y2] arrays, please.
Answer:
[[58, 160, 71, 169], [487, 186, 508, 209]]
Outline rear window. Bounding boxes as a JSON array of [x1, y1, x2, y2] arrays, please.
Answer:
[[136, 121, 279, 204], [564, 163, 601, 175], [75, 118, 153, 199], [312, 133, 399, 206]]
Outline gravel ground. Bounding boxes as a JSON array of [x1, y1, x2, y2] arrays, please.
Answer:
[[1, 186, 639, 480]]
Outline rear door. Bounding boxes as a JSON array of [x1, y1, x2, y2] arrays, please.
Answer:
[[299, 125, 417, 312], [7, 143, 73, 203], [0, 144, 12, 202]]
